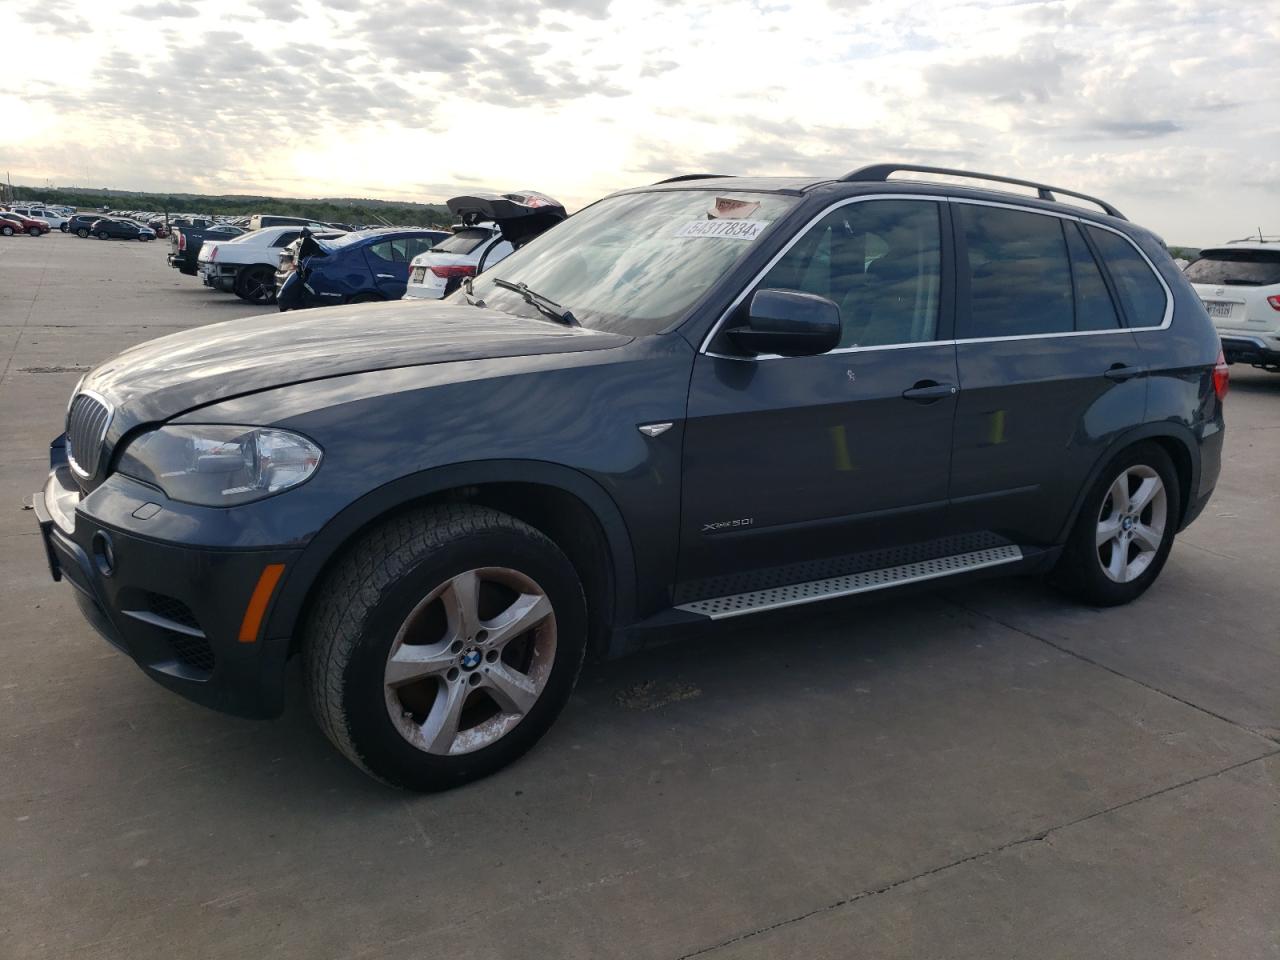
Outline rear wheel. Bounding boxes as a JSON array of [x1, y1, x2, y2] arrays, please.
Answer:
[[76, 228, 90, 238], [60, 223, 68, 233], [1052, 442, 1180, 606], [97, 230, 109, 240], [305, 504, 587, 791], [234, 264, 277, 304]]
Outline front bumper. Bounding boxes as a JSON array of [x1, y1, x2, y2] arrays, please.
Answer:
[[34, 458, 300, 719], [1219, 334, 1280, 367]]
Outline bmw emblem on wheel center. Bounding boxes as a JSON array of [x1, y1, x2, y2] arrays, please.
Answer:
[[461, 649, 483, 670]]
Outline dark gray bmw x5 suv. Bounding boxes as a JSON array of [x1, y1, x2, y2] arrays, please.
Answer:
[[34, 165, 1227, 790]]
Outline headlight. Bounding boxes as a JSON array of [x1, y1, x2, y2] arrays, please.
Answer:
[[117, 425, 322, 506]]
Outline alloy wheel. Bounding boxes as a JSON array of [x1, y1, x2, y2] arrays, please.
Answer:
[[1096, 464, 1167, 584], [383, 567, 557, 756]]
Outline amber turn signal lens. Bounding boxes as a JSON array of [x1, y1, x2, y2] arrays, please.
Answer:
[[239, 563, 286, 643]]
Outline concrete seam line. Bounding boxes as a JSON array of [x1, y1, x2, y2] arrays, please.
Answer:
[[949, 598, 1275, 746], [675, 749, 1279, 960]]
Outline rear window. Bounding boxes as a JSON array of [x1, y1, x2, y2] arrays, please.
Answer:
[[432, 229, 493, 255], [1184, 248, 1280, 287]]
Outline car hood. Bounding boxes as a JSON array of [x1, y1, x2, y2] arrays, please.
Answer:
[[84, 300, 631, 424]]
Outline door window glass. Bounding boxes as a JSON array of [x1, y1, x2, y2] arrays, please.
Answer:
[[367, 240, 404, 262], [757, 199, 942, 348], [1065, 222, 1120, 330], [1085, 226, 1168, 327], [959, 205, 1073, 337]]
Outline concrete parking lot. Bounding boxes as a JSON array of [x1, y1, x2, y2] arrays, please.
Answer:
[[2, 232, 1277, 959]]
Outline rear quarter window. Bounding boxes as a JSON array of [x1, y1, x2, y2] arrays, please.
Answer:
[[1085, 227, 1168, 328]]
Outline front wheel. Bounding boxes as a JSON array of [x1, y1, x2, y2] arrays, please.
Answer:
[[29, 227, 43, 237], [305, 504, 587, 791], [234, 264, 276, 303], [1051, 442, 1180, 606], [1, 225, 13, 237]]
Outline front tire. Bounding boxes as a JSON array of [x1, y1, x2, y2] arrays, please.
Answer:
[[305, 504, 587, 791], [1052, 442, 1180, 606], [234, 264, 277, 303], [1, 225, 13, 237], [29, 227, 42, 237]]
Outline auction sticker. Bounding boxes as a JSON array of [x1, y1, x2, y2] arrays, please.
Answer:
[[673, 219, 770, 241]]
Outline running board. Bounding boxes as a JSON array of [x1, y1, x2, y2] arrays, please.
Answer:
[[675, 545, 1024, 620]]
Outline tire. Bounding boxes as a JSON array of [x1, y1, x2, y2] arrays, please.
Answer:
[[97, 230, 110, 240], [77, 228, 89, 238], [1, 225, 13, 237], [305, 504, 588, 791], [1051, 442, 1181, 607], [234, 264, 277, 304], [60, 223, 68, 233], [29, 227, 42, 237], [348, 292, 385, 304]]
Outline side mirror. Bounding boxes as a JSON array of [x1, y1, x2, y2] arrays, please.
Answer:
[[726, 289, 842, 357]]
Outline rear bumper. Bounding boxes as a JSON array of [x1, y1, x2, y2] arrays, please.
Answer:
[[1219, 334, 1280, 366], [34, 461, 300, 719]]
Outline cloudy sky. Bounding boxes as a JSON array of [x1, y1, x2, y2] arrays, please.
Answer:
[[2, 0, 1277, 242]]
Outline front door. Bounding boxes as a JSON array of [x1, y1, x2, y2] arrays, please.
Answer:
[[678, 197, 959, 596]]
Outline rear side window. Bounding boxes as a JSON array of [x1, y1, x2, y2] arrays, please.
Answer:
[[1065, 222, 1120, 330], [432, 228, 492, 255], [271, 231, 301, 248], [367, 240, 404, 263], [959, 205, 1073, 337], [1184, 248, 1280, 287], [1085, 227, 1167, 328], [401, 237, 438, 260]]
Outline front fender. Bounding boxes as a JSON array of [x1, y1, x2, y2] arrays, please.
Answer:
[[262, 459, 639, 645]]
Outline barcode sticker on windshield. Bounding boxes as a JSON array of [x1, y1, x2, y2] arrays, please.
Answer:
[[673, 219, 770, 241]]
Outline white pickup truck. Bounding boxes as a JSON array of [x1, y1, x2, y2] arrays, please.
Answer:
[[197, 223, 337, 304]]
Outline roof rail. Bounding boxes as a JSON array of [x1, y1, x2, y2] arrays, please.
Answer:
[[841, 164, 1126, 220], [652, 173, 732, 184]]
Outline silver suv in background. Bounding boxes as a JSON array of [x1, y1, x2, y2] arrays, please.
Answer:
[[1185, 238, 1280, 372]]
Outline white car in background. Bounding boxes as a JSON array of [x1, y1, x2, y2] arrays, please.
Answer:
[[403, 224, 511, 300], [404, 191, 568, 300], [7, 206, 69, 231], [1185, 238, 1280, 373], [198, 223, 339, 304]]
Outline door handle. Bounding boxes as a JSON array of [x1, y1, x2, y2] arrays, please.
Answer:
[[376, 273, 395, 279], [902, 380, 958, 403], [1104, 363, 1142, 382]]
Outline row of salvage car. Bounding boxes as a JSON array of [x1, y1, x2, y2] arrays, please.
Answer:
[[167, 192, 566, 308]]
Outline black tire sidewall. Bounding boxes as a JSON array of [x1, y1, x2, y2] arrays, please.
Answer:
[[236, 266, 275, 303], [1062, 443, 1181, 606], [1, 226, 12, 236], [77, 228, 89, 238], [339, 527, 587, 791]]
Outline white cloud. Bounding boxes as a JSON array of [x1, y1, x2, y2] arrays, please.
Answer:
[[2, 0, 1278, 242]]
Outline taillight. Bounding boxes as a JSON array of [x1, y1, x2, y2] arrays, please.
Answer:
[[1267, 295, 1280, 311], [177, 232, 186, 251], [1213, 348, 1229, 402], [209, 246, 218, 263], [429, 264, 476, 279]]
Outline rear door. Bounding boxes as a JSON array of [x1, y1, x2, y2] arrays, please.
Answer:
[[948, 202, 1148, 545], [679, 197, 959, 595], [365, 239, 411, 297]]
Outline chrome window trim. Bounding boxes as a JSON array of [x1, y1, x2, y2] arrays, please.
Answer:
[[700, 193, 1173, 361], [66, 388, 114, 479]]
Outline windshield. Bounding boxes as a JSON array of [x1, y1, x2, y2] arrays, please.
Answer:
[[1185, 248, 1280, 287], [460, 190, 797, 335]]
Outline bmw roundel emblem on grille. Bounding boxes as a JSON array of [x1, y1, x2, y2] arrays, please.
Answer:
[[66, 392, 113, 478]]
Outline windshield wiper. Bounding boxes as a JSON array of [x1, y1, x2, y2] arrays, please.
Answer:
[[492, 278, 579, 327], [461, 275, 485, 307]]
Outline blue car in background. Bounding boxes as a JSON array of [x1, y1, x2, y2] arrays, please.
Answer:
[[277, 228, 449, 310]]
